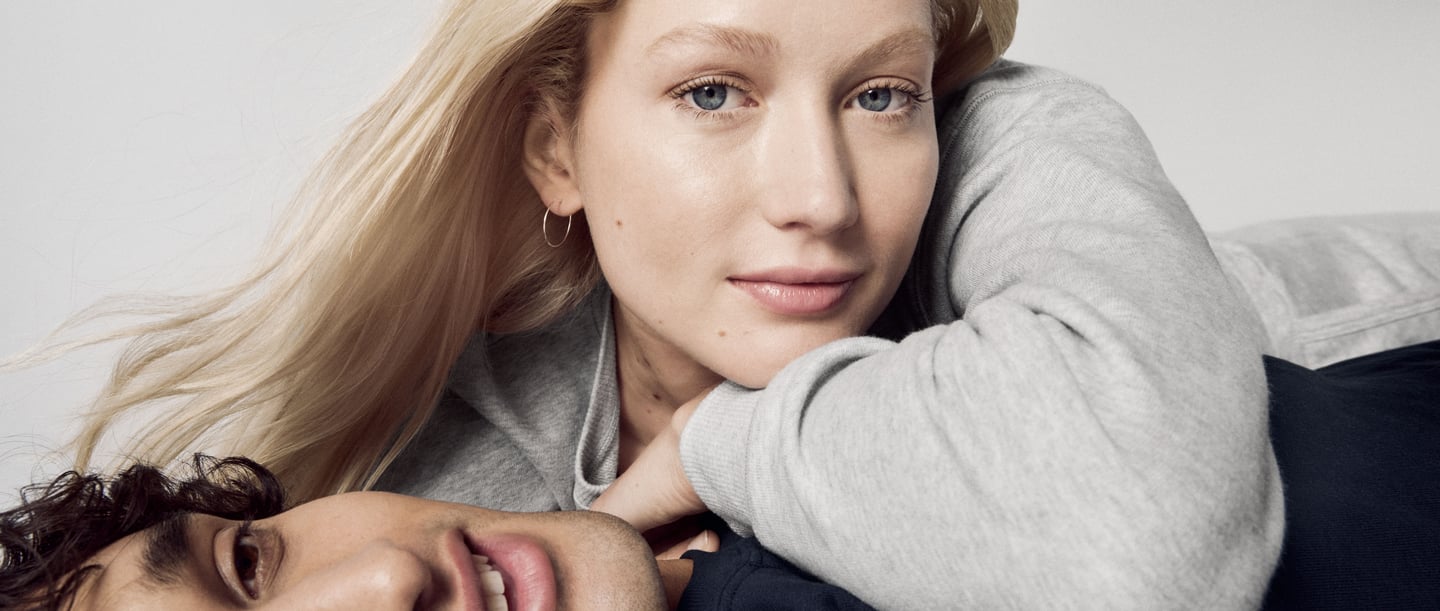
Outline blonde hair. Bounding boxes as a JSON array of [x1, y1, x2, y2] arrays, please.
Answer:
[[36, 0, 1016, 503]]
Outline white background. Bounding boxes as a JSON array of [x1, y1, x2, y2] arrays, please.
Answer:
[[3, 1, 1439, 500]]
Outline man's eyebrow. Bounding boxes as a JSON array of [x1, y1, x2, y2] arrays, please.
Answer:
[[140, 513, 194, 587], [645, 23, 780, 59]]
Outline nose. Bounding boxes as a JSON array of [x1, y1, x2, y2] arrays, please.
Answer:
[[757, 103, 859, 235], [283, 542, 431, 610]]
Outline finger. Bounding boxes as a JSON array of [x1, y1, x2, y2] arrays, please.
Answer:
[[655, 529, 718, 560], [654, 538, 688, 561], [656, 559, 693, 610], [687, 529, 719, 553]]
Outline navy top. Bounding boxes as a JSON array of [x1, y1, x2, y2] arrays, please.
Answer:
[[1262, 339, 1440, 609], [679, 527, 875, 610]]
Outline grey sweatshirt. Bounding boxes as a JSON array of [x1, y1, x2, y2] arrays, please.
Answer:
[[377, 61, 1286, 609]]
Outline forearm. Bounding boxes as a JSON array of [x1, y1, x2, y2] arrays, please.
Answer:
[[681, 62, 1283, 609]]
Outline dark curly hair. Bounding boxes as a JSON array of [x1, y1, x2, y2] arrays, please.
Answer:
[[0, 455, 286, 610]]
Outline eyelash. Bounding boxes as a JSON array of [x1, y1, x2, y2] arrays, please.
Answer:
[[668, 75, 749, 121], [851, 79, 933, 124], [233, 521, 264, 600], [667, 76, 932, 123]]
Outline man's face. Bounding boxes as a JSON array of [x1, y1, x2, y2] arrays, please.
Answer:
[[69, 491, 665, 610]]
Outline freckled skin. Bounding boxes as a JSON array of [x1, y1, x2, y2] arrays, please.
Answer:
[[529, 0, 939, 393], [526, 0, 938, 501]]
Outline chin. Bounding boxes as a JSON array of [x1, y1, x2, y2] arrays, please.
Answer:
[[567, 510, 668, 611], [725, 366, 783, 390], [539, 510, 666, 610], [719, 327, 856, 389]]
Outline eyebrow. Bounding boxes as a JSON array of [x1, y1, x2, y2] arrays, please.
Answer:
[[139, 513, 194, 588], [645, 24, 780, 59], [644, 24, 936, 74], [844, 29, 937, 73]]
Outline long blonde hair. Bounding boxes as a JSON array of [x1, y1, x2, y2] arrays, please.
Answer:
[[39, 0, 1017, 503]]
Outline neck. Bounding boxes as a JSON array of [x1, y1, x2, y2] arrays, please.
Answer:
[[613, 299, 724, 471]]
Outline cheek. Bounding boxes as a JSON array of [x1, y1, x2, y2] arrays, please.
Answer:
[[858, 134, 938, 253], [575, 109, 743, 274]]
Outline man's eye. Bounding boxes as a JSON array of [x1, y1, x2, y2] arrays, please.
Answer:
[[234, 530, 262, 599]]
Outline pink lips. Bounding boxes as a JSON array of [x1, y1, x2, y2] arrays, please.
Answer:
[[447, 532, 486, 611], [729, 268, 859, 316], [465, 534, 558, 611]]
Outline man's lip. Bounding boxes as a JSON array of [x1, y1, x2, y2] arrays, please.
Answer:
[[465, 533, 559, 611], [446, 531, 485, 611]]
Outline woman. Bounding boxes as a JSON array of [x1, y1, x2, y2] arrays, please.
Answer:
[[44, 0, 1283, 607]]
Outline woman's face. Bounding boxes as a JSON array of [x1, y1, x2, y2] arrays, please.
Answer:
[[549, 0, 940, 387], [69, 492, 664, 610]]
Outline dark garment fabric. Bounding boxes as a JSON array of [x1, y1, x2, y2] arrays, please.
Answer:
[[1263, 339, 1440, 610], [679, 528, 876, 611], [677, 340, 1440, 610]]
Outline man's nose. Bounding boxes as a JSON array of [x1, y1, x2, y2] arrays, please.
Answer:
[[281, 542, 431, 610], [757, 107, 859, 235]]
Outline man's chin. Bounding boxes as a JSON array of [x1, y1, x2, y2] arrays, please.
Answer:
[[541, 509, 666, 611]]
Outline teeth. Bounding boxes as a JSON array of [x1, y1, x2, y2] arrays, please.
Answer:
[[480, 570, 505, 595], [472, 554, 508, 611], [487, 594, 509, 611]]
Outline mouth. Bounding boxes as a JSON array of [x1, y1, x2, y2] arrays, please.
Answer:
[[728, 268, 860, 316], [452, 532, 559, 611]]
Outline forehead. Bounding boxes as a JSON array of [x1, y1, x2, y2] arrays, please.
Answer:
[[592, 0, 936, 58]]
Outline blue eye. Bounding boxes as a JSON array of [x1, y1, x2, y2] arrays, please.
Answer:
[[690, 84, 729, 111], [856, 88, 894, 112]]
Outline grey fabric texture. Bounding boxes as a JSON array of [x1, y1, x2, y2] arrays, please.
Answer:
[[1210, 214, 1440, 369], [377, 286, 620, 511], [376, 60, 1439, 609]]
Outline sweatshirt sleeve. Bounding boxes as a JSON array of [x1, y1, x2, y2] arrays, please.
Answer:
[[679, 62, 1285, 610]]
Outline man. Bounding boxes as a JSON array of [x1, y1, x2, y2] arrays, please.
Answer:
[[0, 456, 871, 610]]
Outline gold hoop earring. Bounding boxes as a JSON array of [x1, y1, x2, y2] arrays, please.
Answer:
[[542, 207, 572, 248]]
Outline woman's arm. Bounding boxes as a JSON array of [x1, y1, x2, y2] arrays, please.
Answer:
[[679, 61, 1284, 609]]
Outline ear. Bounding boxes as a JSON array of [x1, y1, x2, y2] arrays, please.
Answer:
[[522, 107, 585, 216]]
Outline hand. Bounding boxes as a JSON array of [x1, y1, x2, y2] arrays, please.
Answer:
[[592, 394, 707, 535], [654, 531, 721, 610], [655, 528, 718, 560]]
